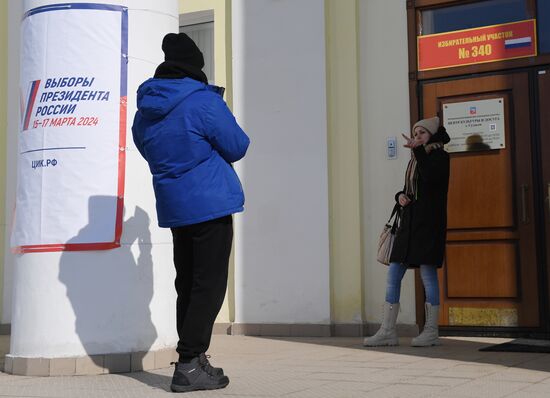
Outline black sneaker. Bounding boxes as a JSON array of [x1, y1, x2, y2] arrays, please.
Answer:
[[199, 353, 224, 376], [170, 357, 229, 393]]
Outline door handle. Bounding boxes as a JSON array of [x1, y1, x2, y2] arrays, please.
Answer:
[[520, 184, 529, 224], [546, 183, 550, 214]]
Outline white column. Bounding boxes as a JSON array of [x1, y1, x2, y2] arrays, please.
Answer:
[[2, 0, 22, 327], [7, 0, 179, 360], [232, 0, 331, 325]]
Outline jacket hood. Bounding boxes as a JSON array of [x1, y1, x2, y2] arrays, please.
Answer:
[[429, 126, 451, 145], [136, 78, 204, 120]]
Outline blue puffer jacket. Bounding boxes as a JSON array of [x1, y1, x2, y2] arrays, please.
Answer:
[[132, 78, 250, 227]]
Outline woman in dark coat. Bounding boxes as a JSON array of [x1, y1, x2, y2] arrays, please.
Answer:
[[365, 116, 450, 348]]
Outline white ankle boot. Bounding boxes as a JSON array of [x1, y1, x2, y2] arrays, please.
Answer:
[[411, 303, 441, 347], [364, 302, 400, 346]]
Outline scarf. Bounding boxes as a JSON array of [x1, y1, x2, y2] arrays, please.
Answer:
[[404, 142, 444, 199], [154, 60, 208, 84]]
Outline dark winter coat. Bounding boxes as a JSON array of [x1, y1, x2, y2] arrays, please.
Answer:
[[389, 128, 450, 267]]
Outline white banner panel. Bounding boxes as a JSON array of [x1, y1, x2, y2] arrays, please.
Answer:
[[11, 3, 128, 252]]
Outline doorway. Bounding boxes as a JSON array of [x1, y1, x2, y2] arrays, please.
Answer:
[[418, 70, 549, 335]]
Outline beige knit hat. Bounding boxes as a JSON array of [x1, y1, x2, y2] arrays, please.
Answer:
[[412, 116, 440, 135]]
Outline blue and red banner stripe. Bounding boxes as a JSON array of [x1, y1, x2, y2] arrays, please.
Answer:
[[23, 80, 41, 130]]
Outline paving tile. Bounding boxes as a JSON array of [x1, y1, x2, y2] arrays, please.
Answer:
[[519, 358, 550, 373], [306, 367, 425, 384], [358, 383, 447, 397], [283, 381, 383, 398], [403, 376, 471, 387], [504, 391, 550, 398], [1, 335, 549, 397], [228, 369, 311, 383], [225, 376, 333, 397], [476, 353, 546, 368], [332, 351, 395, 362], [520, 382, 550, 394], [481, 367, 550, 383], [427, 363, 505, 379], [427, 369, 487, 380], [442, 380, 532, 398], [400, 358, 461, 370]]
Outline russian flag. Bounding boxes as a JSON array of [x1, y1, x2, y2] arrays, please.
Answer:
[[504, 37, 532, 49]]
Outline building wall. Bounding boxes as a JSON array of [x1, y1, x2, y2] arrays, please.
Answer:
[[359, 0, 417, 325], [179, 0, 232, 107], [0, 0, 7, 325], [179, 0, 417, 330], [325, 0, 364, 327], [179, 0, 234, 326], [232, 0, 331, 325], [1, 0, 418, 336]]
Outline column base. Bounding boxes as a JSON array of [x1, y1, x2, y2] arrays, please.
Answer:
[[4, 347, 178, 376], [3, 322, 420, 375]]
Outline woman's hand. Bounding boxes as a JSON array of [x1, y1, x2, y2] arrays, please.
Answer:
[[398, 193, 411, 207], [402, 133, 421, 149]]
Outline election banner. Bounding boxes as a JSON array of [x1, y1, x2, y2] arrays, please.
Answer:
[[418, 19, 537, 71], [11, 3, 128, 253]]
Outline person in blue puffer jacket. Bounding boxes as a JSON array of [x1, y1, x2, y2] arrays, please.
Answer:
[[132, 33, 249, 393]]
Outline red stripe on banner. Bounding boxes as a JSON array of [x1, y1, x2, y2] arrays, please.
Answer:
[[12, 242, 121, 254], [114, 96, 128, 245]]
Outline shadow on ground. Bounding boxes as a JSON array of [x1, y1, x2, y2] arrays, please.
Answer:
[[254, 336, 550, 373], [124, 370, 173, 392]]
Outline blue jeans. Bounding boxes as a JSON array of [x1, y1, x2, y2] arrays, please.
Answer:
[[385, 262, 440, 305]]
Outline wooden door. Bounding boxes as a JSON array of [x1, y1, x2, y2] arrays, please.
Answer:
[[421, 73, 540, 328], [538, 67, 550, 331]]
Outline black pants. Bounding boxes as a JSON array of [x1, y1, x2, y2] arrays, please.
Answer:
[[171, 215, 233, 361]]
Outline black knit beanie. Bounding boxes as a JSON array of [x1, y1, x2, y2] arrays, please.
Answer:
[[161, 33, 204, 69]]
